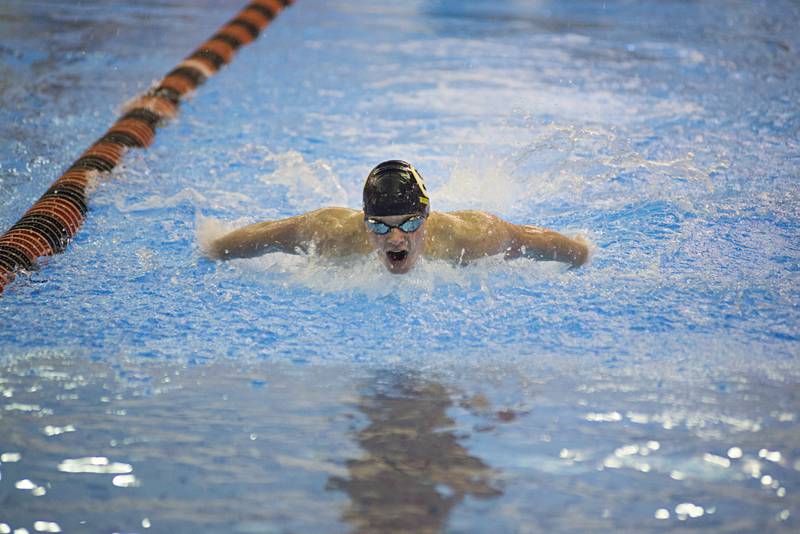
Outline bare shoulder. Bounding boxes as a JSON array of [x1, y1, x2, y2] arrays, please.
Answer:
[[302, 207, 361, 223], [301, 207, 371, 255], [439, 210, 507, 226], [425, 210, 512, 261], [428, 210, 510, 235], [297, 207, 362, 236]]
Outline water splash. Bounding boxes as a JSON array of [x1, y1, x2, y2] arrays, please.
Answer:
[[258, 149, 350, 211]]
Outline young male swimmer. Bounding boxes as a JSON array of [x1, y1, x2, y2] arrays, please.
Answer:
[[208, 160, 589, 274]]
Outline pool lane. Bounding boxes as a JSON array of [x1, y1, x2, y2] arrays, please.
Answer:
[[0, 0, 295, 294]]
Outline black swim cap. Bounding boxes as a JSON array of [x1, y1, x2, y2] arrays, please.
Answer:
[[362, 160, 430, 217]]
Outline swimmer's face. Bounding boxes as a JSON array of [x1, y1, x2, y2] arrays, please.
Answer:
[[365, 213, 427, 274]]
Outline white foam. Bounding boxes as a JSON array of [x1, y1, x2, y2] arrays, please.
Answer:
[[195, 214, 246, 258], [433, 152, 528, 214], [221, 246, 569, 299]]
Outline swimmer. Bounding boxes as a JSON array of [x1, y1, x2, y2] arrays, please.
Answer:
[[208, 160, 589, 274]]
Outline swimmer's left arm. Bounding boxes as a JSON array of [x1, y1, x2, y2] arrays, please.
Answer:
[[505, 224, 589, 267]]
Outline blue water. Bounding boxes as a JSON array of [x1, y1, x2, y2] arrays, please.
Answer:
[[1, 0, 799, 532]]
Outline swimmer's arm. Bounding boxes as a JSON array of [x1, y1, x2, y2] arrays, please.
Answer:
[[504, 224, 590, 267], [208, 208, 366, 260], [209, 215, 307, 259]]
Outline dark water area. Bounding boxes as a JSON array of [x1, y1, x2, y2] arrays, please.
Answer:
[[2, 354, 798, 532]]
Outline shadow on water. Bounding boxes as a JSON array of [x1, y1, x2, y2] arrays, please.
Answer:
[[327, 372, 502, 533]]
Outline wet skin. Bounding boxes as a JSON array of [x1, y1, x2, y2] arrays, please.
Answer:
[[209, 207, 589, 272], [365, 213, 427, 274]]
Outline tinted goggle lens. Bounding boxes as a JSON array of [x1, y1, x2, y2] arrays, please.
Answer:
[[366, 220, 391, 234], [366, 216, 425, 235], [399, 216, 425, 233]]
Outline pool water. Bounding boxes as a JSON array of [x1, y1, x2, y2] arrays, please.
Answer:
[[1, 0, 798, 532]]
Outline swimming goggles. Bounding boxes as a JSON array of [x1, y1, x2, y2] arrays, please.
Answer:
[[365, 215, 426, 235]]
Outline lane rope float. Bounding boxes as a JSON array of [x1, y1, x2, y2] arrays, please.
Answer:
[[0, 0, 294, 295]]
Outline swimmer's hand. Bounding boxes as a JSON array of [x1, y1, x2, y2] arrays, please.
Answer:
[[196, 216, 232, 259], [199, 214, 312, 260], [568, 234, 593, 268], [206, 226, 269, 260], [195, 216, 276, 260], [507, 224, 591, 268]]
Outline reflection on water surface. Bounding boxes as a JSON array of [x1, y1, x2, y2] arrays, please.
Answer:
[[1, 353, 797, 532], [328, 374, 502, 533]]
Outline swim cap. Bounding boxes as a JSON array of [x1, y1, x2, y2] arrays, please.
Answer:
[[362, 160, 430, 217]]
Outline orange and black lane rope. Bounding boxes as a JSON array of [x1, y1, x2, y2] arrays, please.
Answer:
[[0, 0, 294, 294]]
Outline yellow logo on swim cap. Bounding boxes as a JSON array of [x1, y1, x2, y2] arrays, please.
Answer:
[[410, 167, 429, 202]]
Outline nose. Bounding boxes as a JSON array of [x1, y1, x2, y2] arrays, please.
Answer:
[[386, 227, 405, 246]]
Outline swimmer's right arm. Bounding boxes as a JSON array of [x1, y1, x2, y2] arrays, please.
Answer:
[[208, 208, 365, 260], [209, 216, 307, 259]]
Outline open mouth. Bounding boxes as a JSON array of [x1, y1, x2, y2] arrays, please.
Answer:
[[386, 250, 408, 263]]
